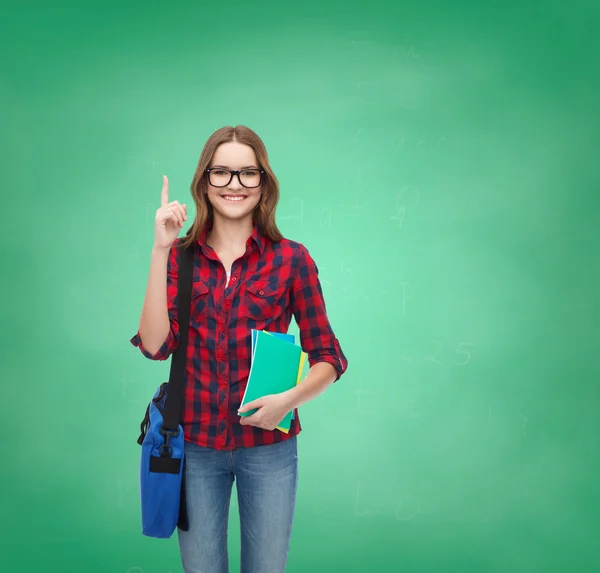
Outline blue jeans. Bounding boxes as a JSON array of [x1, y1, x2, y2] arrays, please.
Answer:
[[177, 436, 298, 573]]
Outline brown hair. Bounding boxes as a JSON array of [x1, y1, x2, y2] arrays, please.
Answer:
[[179, 125, 284, 249]]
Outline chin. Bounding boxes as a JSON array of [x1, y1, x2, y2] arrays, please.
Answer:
[[209, 194, 260, 221]]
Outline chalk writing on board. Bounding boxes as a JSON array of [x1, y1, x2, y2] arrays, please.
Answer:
[[341, 191, 369, 217], [395, 494, 421, 521], [391, 185, 420, 229], [453, 342, 476, 365], [394, 45, 420, 60], [319, 262, 372, 303], [401, 281, 414, 315], [399, 341, 476, 365], [424, 340, 444, 364], [399, 348, 412, 361], [390, 205, 408, 229], [392, 136, 447, 153], [351, 39, 420, 66], [319, 207, 332, 229], [340, 261, 351, 292], [397, 398, 420, 419], [351, 127, 367, 144], [398, 184, 420, 208]]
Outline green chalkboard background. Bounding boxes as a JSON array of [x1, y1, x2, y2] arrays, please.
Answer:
[[2, 0, 599, 572]]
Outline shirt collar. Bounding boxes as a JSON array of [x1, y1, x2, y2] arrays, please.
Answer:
[[197, 224, 266, 255]]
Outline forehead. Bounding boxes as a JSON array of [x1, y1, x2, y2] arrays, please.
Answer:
[[211, 142, 257, 167]]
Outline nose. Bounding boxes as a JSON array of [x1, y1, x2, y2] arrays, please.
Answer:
[[227, 172, 243, 191]]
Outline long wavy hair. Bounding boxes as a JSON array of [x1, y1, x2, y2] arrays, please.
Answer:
[[179, 125, 284, 249]]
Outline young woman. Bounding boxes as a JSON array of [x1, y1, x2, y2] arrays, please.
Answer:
[[131, 125, 348, 573]]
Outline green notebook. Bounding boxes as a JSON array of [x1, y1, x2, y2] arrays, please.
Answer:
[[239, 329, 306, 433]]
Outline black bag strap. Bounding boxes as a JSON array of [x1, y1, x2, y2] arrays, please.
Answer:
[[161, 243, 195, 435]]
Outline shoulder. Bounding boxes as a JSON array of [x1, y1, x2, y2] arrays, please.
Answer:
[[272, 236, 313, 262], [271, 237, 319, 281]]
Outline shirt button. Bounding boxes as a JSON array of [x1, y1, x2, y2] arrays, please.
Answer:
[[224, 300, 231, 308], [231, 276, 237, 282]]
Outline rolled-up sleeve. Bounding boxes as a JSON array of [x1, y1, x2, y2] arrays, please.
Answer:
[[290, 245, 348, 381], [130, 243, 180, 361]]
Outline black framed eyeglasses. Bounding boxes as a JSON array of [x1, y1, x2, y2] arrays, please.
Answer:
[[206, 168, 264, 188]]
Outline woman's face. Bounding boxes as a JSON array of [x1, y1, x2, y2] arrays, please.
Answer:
[[206, 141, 262, 225]]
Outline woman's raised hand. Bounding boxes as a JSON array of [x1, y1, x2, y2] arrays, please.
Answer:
[[154, 175, 187, 250]]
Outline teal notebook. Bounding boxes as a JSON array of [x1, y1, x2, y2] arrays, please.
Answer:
[[240, 330, 306, 433], [250, 330, 297, 420]]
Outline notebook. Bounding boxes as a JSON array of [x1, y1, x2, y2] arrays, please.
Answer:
[[250, 330, 298, 420], [240, 329, 306, 432]]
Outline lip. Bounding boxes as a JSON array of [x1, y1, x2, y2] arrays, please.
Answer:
[[220, 194, 248, 201]]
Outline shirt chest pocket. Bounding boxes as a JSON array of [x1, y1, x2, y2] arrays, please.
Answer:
[[190, 280, 210, 327], [242, 280, 286, 322]]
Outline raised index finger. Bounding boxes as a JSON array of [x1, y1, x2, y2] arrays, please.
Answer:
[[161, 175, 169, 207]]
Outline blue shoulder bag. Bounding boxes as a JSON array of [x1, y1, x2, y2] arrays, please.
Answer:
[[136, 243, 194, 538]]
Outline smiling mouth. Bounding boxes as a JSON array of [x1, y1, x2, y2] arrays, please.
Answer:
[[221, 195, 248, 202]]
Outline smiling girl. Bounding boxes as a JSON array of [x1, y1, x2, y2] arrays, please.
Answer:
[[131, 125, 348, 573]]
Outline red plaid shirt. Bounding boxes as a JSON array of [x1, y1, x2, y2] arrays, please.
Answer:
[[131, 225, 348, 450]]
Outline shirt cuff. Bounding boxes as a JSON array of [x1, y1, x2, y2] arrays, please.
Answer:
[[308, 353, 346, 381], [130, 331, 172, 361]]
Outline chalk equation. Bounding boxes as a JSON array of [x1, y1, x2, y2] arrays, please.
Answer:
[[390, 185, 420, 230], [397, 341, 476, 366], [279, 196, 374, 229], [393, 136, 447, 153]]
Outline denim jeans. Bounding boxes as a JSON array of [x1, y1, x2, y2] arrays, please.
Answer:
[[177, 436, 298, 573]]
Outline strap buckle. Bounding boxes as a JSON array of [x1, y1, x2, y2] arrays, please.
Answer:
[[158, 426, 180, 457]]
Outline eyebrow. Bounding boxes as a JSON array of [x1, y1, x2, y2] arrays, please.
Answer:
[[210, 164, 259, 169]]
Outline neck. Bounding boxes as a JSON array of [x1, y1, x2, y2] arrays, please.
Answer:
[[207, 216, 255, 252]]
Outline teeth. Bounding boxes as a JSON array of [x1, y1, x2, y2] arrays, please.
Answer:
[[223, 196, 246, 202]]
